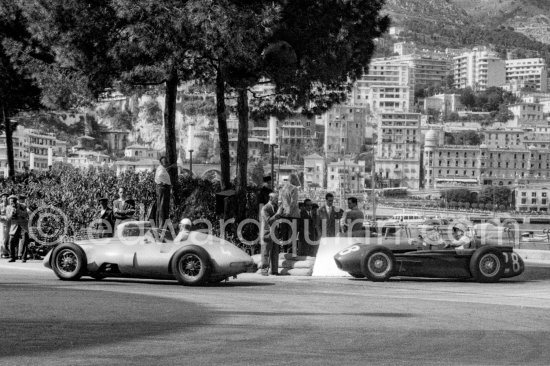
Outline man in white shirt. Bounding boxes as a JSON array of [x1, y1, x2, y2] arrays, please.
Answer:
[[155, 156, 172, 228]]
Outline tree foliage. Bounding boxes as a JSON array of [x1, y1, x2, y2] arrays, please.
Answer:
[[444, 131, 482, 146]]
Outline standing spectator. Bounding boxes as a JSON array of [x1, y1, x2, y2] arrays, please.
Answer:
[[6, 195, 29, 262], [155, 156, 172, 228], [299, 199, 320, 256], [17, 194, 30, 261], [342, 197, 365, 237], [260, 192, 283, 276], [94, 197, 115, 238], [257, 176, 273, 206], [0, 192, 9, 258], [113, 187, 136, 229], [278, 173, 301, 253], [318, 193, 344, 237]]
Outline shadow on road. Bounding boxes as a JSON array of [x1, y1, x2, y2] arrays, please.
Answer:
[[0, 284, 212, 357], [216, 310, 415, 318], [72, 278, 275, 287]]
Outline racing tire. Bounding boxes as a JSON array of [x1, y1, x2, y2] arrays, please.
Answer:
[[360, 246, 395, 282], [349, 272, 365, 279], [51, 243, 86, 281], [172, 246, 212, 286], [469, 247, 505, 283]]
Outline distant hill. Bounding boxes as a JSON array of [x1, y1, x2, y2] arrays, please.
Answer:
[[451, 0, 550, 44], [383, 0, 550, 65], [383, 0, 471, 26]]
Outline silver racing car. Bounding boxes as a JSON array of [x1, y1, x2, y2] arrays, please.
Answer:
[[43, 221, 254, 286]]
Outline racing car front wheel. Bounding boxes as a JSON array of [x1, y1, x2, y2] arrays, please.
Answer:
[[51, 243, 86, 281], [361, 246, 395, 282], [172, 246, 212, 286], [469, 247, 505, 283]]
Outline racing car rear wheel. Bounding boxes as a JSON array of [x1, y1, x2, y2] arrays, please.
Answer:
[[172, 246, 212, 286], [361, 246, 395, 282], [51, 243, 86, 281], [469, 247, 505, 283]]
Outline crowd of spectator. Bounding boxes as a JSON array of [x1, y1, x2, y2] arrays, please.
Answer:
[[258, 173, 366, 276], [1, 192, 31, 263]]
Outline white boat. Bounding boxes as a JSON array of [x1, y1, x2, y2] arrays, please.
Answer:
[[386, 213, 425, 225]]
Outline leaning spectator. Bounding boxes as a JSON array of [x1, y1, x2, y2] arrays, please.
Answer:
[[155, 156, 172, 228]]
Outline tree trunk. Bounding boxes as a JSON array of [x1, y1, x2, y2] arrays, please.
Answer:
[[235, 87, 249, 223], [1, 103, 14, 178], [164, 66, 179, 202], [216, 67, 231, 190]]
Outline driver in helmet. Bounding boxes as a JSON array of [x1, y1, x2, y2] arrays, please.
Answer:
[[442, 226, 472, 249], [174, 218, 192, 242]]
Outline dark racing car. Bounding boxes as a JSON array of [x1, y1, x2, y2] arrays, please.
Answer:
[[333, 223, 525, 283]]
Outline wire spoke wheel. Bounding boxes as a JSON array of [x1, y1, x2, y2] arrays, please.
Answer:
[[56, 249, 79, 275], [368, 253, 391, 276], [361, 246, 395, 282], [479, 253, 500, 277], [178, 253, 203, 280]]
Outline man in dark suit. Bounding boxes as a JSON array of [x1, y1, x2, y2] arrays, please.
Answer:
[[299, 199, 320, 256], [113, 187, 136, 229], [94, 197, 115, 238], [6, 195, 29, 262], [317, 193, 343, 238]]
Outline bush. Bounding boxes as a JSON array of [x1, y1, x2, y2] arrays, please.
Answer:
[[0, 164, 258, 249]]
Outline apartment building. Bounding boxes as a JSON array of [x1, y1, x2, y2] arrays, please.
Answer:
[[0, 127, 66, 173], [514, 187, 549, 212], [508, 103, 545, 126], [229, 137, 266, 163], [424, 94, 463, 116], [351, 61, 414, 112], [326, 159, 367, 193], [378, 54, 451, 87], [480, 129, 525, 149], [453, 48, 506, 90], [321, 105, 367, 156], [424, 129, 550, 188], [303, 153, 326, 189], [124, 145, 161, 159], [376, 112, 422, 189], [505, 58, 548, 92]]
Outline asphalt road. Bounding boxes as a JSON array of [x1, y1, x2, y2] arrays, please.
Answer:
[[1, 261, 550, 366]]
